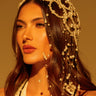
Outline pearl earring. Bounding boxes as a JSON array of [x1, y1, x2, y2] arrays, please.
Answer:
[[42, 52, 50, 60], [43, 52, 48, 60]]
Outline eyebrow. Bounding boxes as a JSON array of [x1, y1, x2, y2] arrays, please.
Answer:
[[32, 17, 44, 22], [16, 17, 44, 24]]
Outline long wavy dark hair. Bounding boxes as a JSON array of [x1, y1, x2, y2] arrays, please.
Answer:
[[4, 0, 96, 96]]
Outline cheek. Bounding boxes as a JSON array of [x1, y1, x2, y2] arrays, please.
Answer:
[[38, 32, 51, 55], [38, 31, 48, 46]]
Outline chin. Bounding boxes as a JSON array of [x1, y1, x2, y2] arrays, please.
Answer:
[[23, 55, 44, 65]]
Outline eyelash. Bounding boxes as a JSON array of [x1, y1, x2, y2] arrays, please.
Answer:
[[16, 25, 23, 28], [36, 23, 45, 27], [16, 25, 24, 31]]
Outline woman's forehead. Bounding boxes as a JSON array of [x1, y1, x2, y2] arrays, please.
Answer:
[[18, 2, 43, 20]]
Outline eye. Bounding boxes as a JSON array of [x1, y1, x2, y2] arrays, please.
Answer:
[[36, 23, 45, 28], [16, 24, 24, 31]]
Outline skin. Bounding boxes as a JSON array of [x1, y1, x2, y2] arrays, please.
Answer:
[[16, 3, 52, 66], [0, 88, 4, 96], [0, 2, 96, 96], [0, 88, 96, 96]]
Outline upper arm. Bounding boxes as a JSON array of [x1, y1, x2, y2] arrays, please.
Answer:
[[0, 88, 4, 96]]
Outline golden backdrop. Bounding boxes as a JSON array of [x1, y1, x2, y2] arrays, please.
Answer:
[[0, 0, 96, 88]]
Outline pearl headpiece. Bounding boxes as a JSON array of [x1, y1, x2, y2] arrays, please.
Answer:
[[43, 0, 80, 46], [41, 0, 80, 95]]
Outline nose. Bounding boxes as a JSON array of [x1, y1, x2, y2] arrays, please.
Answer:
[[23, 27, 33, 43]]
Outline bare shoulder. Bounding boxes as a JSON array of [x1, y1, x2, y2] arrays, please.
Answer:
[[84, 91, 96, 96], [0, 88, 4, 96], [76, 90, 96, 96]]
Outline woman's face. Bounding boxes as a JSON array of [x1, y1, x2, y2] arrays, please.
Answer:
[[16, 2, 52, 64]]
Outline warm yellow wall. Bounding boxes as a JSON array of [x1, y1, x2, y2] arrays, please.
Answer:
[[72, 0, 96, 85], [0, 0, 96, 88]]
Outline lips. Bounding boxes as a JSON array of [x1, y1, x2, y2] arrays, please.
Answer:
[[23, 45, 36, 54]]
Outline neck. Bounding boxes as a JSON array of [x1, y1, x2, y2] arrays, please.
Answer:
[[30, 65, 48, 85], [27, 63, 50, 96]]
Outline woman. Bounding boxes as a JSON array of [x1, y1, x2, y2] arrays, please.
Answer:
[[0, 0, 96, 96]]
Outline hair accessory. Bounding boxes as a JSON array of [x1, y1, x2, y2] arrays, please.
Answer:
[[18, 0, 26, 7], [63, 81, 76, 95], [46, 13, 49, 16], [42, 0, 80, 94], [42, 0, 80, 46]]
